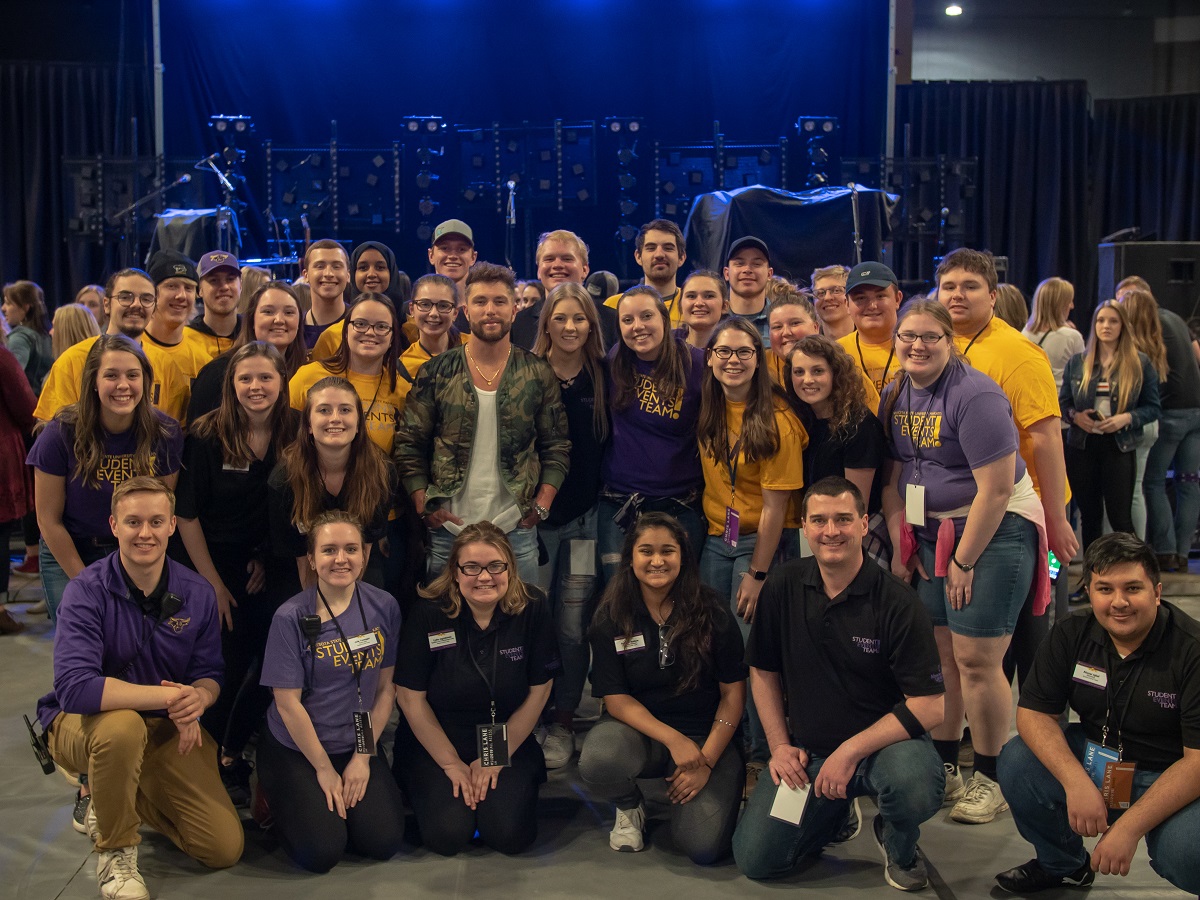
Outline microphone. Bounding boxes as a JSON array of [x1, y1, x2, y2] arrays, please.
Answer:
[[506, 180, 516, 190], [178, 173, 191, 184], [281, 218, 289, 228]]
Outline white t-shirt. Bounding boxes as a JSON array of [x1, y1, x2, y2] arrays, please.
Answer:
[[1022, 326, 1085, 390], [445, 388, 521, 534]]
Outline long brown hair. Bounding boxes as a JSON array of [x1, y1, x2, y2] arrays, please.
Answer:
[[593, 512, 717, 694], [279, 376, 393, 533], [235, 281, 308, 376], [881, 300, 965, 443], [533, 282, 609, 441], [1081, 301, 1143, 415], [2, 280, 50, 334], [190, 342, 296, 468], [611, 286, 691, 411], [697, 318, 784, 465], [322, 292, 402, 392], [56, 335, 175, 487], [784, 334, 870, 438], [418, 521, 534, 618], [1120, 290, 1169, 381]]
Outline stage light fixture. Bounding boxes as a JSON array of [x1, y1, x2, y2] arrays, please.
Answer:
[[946, 4, 963, 14], [610, 121, 621, 133], [407, 121, 419, 132]]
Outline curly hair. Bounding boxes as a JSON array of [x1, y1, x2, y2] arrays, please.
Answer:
[[784, 334, 869, 439]]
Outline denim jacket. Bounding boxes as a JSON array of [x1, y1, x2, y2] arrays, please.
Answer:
[[394, 345, 570, 515], [1059, 351, 1161, 453]]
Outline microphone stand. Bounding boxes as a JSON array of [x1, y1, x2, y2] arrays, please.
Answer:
[[847, 182, 863, 265], [109, 173, 191, 267], [505, 180, 517, 269]]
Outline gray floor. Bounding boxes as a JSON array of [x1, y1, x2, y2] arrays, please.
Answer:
[[2, 562, 1197, 900]]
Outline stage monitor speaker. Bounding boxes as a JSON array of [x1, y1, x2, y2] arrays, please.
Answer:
[[1098, 241, 1200, 322]]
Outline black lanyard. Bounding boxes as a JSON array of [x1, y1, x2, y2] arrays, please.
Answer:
[[316, 585, 371, 708], [1102, 657, 1146, 759], [856, 332, 895, 389], [900, 368, 948, 476], [723, 434, 744, 504], [960, 314, 992, 358], [467, 627, 502, 724]]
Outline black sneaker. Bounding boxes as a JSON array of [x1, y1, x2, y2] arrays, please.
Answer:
[[995, 858, 1095, 893], [831, 797, 862, 843], [71, 789, 91, 835], [220, 758, 253, 809]]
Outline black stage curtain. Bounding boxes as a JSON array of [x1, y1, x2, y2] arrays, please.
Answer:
[[895, 81, 1092, 298], [0, 62, 152, 307]]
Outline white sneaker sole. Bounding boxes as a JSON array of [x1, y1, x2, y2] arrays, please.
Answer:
[[949, 798, 1009, 824]]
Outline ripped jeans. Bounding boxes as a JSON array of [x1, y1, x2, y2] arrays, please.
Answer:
[[536, 506, 598, 716]]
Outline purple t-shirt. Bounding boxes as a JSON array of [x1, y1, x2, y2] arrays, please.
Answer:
[[602, 341, 705, 497], [262, 583, 401, 755], [881, 362, 1024, 537], [26, 412, 184, 540]]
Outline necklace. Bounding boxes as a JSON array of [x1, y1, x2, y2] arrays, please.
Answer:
[[467, 345, 509, 386], [648, 598, 674, 626]]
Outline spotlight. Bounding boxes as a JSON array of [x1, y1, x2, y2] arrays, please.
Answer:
[[610, 121, 622, 133], [946, 4, 963, 14], [407, 121, 419, 132], [426, 120, 439, 133], [628, 121, 640, 133], [215, 120, 228, 132]]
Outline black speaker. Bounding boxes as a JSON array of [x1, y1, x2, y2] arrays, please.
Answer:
[[1098, 241, 1200, 321]]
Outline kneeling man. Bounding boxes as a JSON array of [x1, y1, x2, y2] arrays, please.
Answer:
[[733, 476, 945, 892], [37, 477, 242, 900], [996, 532, 1200, 894]]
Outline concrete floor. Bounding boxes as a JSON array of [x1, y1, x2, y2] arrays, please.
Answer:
[[2, 561, 1198, 900]]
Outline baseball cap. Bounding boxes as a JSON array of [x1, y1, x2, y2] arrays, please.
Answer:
[[586, 271, 620, 302], [727, 235, 770, 264], [432, 219, 474, 246], [147, 250, 198, 286], [845, 262, 898, 292], [197, 250, 241, 279]]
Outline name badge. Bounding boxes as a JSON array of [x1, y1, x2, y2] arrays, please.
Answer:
[[428, 630, 457, 650], [1083, 740, 1120, 788], [905, 483, 926, 528], [347, 631, 379, 652], [221, 461, 251, 472], [723, 506, 740, 548], [1072, 663, 1108, 689], [616, 633, 646, 654], [769, 780, 811, 826]]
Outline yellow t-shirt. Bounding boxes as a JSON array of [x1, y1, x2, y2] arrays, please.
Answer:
[[837, 331, 900, 398], [399, 333, 469, 380], [34, 335, 191, 425], [142, 328, 215, 382], [313, 320, 420, 363], [766, 351, 881, 412], [185, 324, 239, 361], [955, 316, 1067, 502], [288, 360, 410, 454], [605, 286, 685, 327], [700, 399, 808, 535]]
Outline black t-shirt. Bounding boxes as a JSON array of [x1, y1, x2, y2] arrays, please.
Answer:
[[547, 363, 606, 527], [175, 415, 298, 548], [746, 556, 944, 758], [1019, 602, 1200, 772], [186, 354, 231, 423], [393, 593, 560, 757], [266, 462, 392, 559], [589, 589, 747, 736], [801, 411, 886, 514], [1158, 309, 1200, 411]]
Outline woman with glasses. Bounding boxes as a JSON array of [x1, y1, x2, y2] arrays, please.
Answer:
[[399, 274, 467, 380], [258, 511, 405, 872], [393, 522, 559, 856], [881, 301, 1045, 826], [579, 512, 747, 863]]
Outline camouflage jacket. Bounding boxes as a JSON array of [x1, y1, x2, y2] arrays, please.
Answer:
[[394, 344, 570, 514]]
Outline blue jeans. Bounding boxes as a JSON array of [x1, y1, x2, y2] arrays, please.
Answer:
[[596, 493, 706, 587], [999, 726, 1200, 893], [733, 737, 943, 879], [699, 531, 797, 764], [40, 537, 108, 623], [535, 507, 598, 716], [1144, 407, 1200, 557], [427, 524, 539, 588]]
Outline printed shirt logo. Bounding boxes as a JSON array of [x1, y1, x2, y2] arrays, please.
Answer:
[[96, 453, 159, 486], [165, 616, 190, 633], [1147, 690, 1177, 710], [851, 636, 880, 654], [314, 628, 386, 670], [500, 646, 525, 663], [635, 373, 683, 419], [892, 410, 943, 449], [208, 253, 230, 262]]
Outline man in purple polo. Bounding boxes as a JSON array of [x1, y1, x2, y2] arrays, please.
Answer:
[[37, 477, 242, 900]]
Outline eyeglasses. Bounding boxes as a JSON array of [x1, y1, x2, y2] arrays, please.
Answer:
[[658, 623, 675, 669], [456, 560, 509, 576], [710, 346, 756, 361], [813, 287, 846, 299], [349, 319, 394, 336], [412, 299, 456, 314], [114, 291, 156, 308], [896, 332, 946, 345]]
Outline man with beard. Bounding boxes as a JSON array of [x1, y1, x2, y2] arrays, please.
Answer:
[[35, 269, 190, 423], [300, 239, 351, 350], [603, 219, 687, 327], [396, 261, 570, 585], [188, 251, 242, 358], [724, 236, 774, 343]]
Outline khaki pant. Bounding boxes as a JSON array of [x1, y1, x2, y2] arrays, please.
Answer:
[[48, 709, 243, 867]]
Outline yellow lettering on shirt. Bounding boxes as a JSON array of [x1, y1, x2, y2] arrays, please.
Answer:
[[313, 628, 386, 670], [892, 410, 943, 449], [636, 373, 682, 419], [94, 454, 159, 485]]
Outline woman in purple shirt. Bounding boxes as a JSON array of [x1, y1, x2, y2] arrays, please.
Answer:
[[881, 301, 1041, 828], [259, 511, 404, 873]]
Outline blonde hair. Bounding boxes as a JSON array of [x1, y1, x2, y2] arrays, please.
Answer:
[[1026, 277, 1074, 334], [1081, 301, 1143, 415], [811, 264, 849, 286], [238, 266, 272, 314], [418, 522, 534, 618], [536, 230, 590, 269]]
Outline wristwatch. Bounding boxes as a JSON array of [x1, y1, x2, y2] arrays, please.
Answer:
[[746, 566, 768, 581], [951, 554, 975, 572], [534, 503, 550, 522]]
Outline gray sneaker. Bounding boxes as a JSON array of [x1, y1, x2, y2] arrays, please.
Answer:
[[831, 797, 862, 843], [541, 724, 575, 769], [873, 815, 929, 892]]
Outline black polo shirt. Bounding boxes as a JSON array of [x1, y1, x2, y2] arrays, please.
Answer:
[[394, 593, 560, 758], [746, 556, 944, 758], [589, 591, 747, 736], [1019, 601, 1200, 772]]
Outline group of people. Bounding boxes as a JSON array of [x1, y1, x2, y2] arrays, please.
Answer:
[[8, 216, 1200, 899]]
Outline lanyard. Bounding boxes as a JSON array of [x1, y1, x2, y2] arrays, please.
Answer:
[[723, 435, 744, 504], [900, 368, 948, 476], [467, 628, 501, 724], [856, 332, 895, 389], [960, 314, 992, 358], [1102, 657, 1146, 758], [316, 585, 371, 707]]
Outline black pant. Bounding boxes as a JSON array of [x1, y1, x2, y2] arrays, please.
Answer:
[[394, 733, 543, 856], [0, 518, 15, 594], [1065, 434, 1135, 550], [257, 729, 404, 873]]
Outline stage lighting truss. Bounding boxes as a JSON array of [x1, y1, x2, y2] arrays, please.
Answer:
[[607, 118, 644, 246], [209, 114, 254, 136], [402, 117, 448, 242], [795, 116, 840, 189]]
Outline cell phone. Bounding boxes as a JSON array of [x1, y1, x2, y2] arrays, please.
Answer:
[[1048, 550, 1062, 581]]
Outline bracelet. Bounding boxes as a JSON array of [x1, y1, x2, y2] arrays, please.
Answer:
[[714, 717, 737, 728]]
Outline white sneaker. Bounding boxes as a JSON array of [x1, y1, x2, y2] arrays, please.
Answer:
[[609, 804, 646, 852], [950, 772, 1008, 824], [96, 846, 149, 900], [541, 724, 575, 769], [942, 763, 965, 806]]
